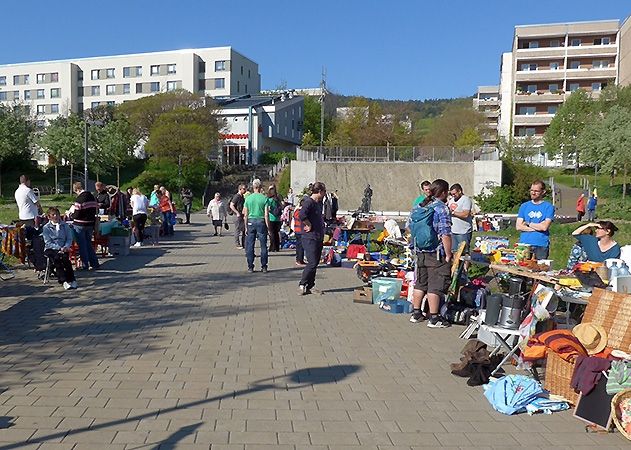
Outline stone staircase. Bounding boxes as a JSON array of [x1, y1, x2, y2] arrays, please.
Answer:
[[202, 165, 276, 206]]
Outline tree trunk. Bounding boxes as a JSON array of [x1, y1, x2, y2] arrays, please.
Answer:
[[70, 163, 74, 193], [54, 165, 58, 195], [96, 172, 100, 183], [624, 164, 628, 202], [0, 162, 3, 197], [117, 166, 120, 188], [573, 152, 579, 187]]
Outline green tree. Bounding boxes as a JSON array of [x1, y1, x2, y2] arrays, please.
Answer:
[[454, 127, 483, 149], [422, 106, 485, 147], [92, 117, 138, 186], [302, 95, 332, 146], [38, 114, 84, 192], [543, 89, 593, 180], [0, 105, 33, 196]]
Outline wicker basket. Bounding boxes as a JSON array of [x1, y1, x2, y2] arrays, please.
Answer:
[[611, 389, 631, 440], [582, 288, 631, 352], [544, 351, 579, 405]]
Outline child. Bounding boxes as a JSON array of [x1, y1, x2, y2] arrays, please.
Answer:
[[42, 207, 77, 290]]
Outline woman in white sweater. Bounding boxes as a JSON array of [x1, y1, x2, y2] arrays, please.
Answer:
[[206, 192, 228, 236]]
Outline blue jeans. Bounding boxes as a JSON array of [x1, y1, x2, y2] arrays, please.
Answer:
[[531, 245, 549, 260], [452, 231, 472, 254], [162, 211, 174, 236], [246, 219, 268, 270], [299, 237, 323, 290], [73, 224, 99, 269]]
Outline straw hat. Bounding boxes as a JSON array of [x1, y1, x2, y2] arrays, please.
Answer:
[[573, 323, 608, 355]]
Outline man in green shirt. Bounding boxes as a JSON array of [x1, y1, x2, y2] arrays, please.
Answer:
[[243, 179, 270, 273], [412, 180, 431, 209]]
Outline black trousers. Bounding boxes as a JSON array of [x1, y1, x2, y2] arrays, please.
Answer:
[[299, 238, 323, 289], [295, 233, 304, 263], [269, 221, 281, 252], [44, 249, 75, 284], [183, 204, 192, 223], [133, 213, 147, 243]]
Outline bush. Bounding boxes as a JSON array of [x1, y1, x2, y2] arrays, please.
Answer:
[[127, 158, 212, 199], [259, 152, 295, 165], [278, 165, 291, 198], [475, 186, 518, 213]]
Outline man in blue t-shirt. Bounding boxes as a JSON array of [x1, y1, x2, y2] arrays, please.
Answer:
[[516, 180, 555, 260]]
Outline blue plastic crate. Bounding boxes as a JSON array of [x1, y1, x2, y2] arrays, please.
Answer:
[[379, 299, 413, 314], [371, 277, 403, 304]]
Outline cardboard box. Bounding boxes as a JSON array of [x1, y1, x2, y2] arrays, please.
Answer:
[[353, 287, 373, 304]]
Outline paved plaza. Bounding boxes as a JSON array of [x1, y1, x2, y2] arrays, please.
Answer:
[[0, 214, 627, 449]]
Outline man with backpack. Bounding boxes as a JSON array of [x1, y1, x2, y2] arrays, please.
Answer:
[[408, 179, 453, 328], [298, 182, 326, 295]]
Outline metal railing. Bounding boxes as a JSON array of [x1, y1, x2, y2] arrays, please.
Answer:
[[297, 146, 499, 162]]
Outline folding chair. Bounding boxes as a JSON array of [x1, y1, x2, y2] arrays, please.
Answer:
[[0, 253, 14, 281]]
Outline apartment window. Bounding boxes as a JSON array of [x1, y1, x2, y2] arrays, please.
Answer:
[[603, 37, 610, 45], [36, 89, 44, 99], [592, 82, 602, 91], [518, 106, 536, 115], [215, 60, 226, 71], [77, 86, 84, 96], [50, 88, 60, 98], [36, 105, 45, 114], [528, 41, 539, 49], [167, 64, 176, 74], [150, 81, 160, 92], [549, 83, 559, 93], [78, 102, 83, 113], [241, 66, 243, 75], [547, 105, 558, 114], [521, 63, 537, 71], [136, 66, 143, 76], [13, 75, 19, 85], [569, 61, 581, 69], [237, 80, 240, 92], [594, 37, 610, 45], [123, 83, 130, 94], [91, 69, 99, 80], [245, 84, 248, 93], [527, 84, 537, 93], [106, 84, 115, 95], [569, 83, 580, 92], [0, 76, 6, 86], [550, 62, 560, 70], [77, 70, 83, 81], [570, 38, 581, 47], [51, 104, 59, 114], [248, 69, 251, 79], [51, 72, 58, 82], [36, 73, 45, 84], [214, 78, 225, 89], [550, 39, 561, 47], [36, 120, 45, 128], [106, 68, 115, 78], [150, 65, 159, 75], [136, 83, 143, 94], [91, 101, 100, 109], [91, 85, 100, 96], [24, 90, 31, 100], [198, 61, 206, 73], [106, 101, 115, 106], [13, 91, 19, 100], [592, 60, 608, 68], [123, 67, 131, 78], [518, 127, 536, 137], [0, 92, 6, 101], [24, 75, 29, 84], [166, 81, 177, 91]]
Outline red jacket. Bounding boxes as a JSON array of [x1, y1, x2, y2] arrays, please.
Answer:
[[293, 209, 302, 234]]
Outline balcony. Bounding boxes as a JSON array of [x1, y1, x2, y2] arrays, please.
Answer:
[[515, 48, 565, 58], [565, 67, 616, 79], [565, 45, 617, 57], [482, 110, 499, 119], [515, 70, 565, 81], [515, 92, 565, 103], [513, 114, 554, 126]]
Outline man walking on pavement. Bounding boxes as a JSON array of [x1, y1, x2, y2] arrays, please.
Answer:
[[298, 182, 326, 295], [243, 179, 270, 273], [230, 184, 247, 249], [180, 187, 193, 224]]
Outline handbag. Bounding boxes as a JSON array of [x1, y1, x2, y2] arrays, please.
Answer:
[[224, 222, 229, 231]]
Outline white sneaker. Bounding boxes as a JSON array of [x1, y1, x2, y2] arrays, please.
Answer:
[[70, 281, 78, 289], [133, 242, 142, 247], [63, 282, 72, 290]]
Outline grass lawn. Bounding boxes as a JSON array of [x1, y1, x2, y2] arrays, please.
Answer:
[[0, 194, 75, 225]]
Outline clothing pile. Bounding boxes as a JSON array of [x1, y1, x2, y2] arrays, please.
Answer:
[[450, 340, 504, 386], [484, 374, 569, 415]]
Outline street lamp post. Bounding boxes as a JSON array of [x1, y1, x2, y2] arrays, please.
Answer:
[[84, 120, 104, 189]]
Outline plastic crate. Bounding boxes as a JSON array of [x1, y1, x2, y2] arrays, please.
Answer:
[[371, 277, 403, 304], [379, 299, 413, 314], [108, 236, 130, 256]]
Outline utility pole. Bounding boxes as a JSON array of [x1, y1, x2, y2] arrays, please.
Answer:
[[319, 67, 326, 152]]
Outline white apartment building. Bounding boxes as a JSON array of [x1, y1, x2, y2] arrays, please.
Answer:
[[0, 46, 261, 163], [472, 85, 500, 147]]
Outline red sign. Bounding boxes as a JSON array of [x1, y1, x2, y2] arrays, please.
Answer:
[[220, 133, 248, 140]]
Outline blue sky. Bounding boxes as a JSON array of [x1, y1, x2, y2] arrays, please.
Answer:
[[3, 1, 630, 100]]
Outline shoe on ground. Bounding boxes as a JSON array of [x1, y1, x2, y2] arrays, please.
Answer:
[[409, 311, 426, 323], [89, 264, 100, 271], [295, 261, 306, 266], [63, 282, 72, 290], [70, 281, 78, 289], [427, 315, 451, 328], [213, 233, 218, 236], [298, 285, 308, 296], [261, 266, 268, 273], [236, 246, 244, 250], [133, 242, 142, 247], [247, 268, 254, 273]]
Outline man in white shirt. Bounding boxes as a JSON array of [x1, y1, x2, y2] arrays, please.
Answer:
[[14, 175, 41, 227], [447, 183, 473, 254]]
